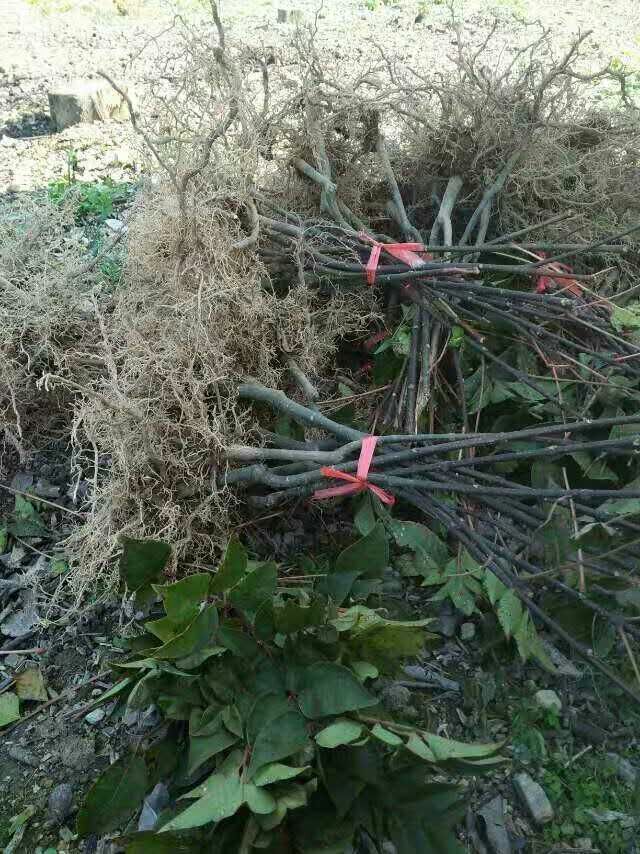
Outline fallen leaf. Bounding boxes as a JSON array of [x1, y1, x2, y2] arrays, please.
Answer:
[[15, 667, 47, 701], [0, 692, 20, 727]]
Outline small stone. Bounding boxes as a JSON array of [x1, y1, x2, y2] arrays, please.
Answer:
[[477, 795, 512, 854], [534, 689, 562, 714], [104, 218, 125, 233], [513, 772, 554, 826], [10, 472, 34, 493], [84, 708, 106, 725], [33, 478, 61, 499], [381, 682, 411, 712], [2, 607, 40, 638], [8, 745, 40, 768], [574, 840, 593, 851], [138, 782, 170, 832], [605, 752, 638, 787], [277, 8, 287, 22], [48, 784, 73, 824], [460, 622, 476, 641], [435, 614, 458, 638]]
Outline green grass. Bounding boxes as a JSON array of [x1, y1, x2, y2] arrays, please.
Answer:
[[542, 753, 639, 853]]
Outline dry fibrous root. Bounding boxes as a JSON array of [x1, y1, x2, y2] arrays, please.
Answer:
[[57, 181, 368, 598], [227, 384, 640, 704], [0, 195, 110, 470]]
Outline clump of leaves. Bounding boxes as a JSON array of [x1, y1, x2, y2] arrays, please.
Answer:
[[542, 751, 640, 853], [78, 535, 504, 852], [47, 177, 132, 223], [355, 496, 553, 671]]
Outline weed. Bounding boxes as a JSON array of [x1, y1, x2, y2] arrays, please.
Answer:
[[511, 700, 560, 764], [47, 177, 132, 224], [75, 535, 504, 849], [542, 753, 639, 853]]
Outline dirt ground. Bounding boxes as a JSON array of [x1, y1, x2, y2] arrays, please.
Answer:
[[1, 0, 639, 192]]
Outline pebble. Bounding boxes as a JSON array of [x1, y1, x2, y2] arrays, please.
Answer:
[[138, 782, 170, 831], [460, 622, 476, 641], [47, 783, 73, 824], [381, 682, 411, 711], [513, 772, 554, 826], [84, 708, 106, 725], [34, 478, 62, 499], [477, 795, 512, 854], [435, 614, 458, 638], [605, 752, 638, 787], [8, 745, 40, 768], [534, 688, 562, 714]]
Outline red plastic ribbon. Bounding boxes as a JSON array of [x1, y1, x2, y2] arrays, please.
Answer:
[[313, 435, 395, 506], [359, 232, 432, 286], [533, 251, 582, 297]]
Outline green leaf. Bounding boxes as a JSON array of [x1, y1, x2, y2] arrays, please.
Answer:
[[229, 562, 277, 615], [245, 784, 277, 815], [514, 613, 555, 671], [405, 732, 436, 762], [449, 325, 464, 349], [324, 522, 389, 605], [354, 493, 376, 536], [571, 451, 618, 482], [599, 496, 640, 517], [218, 625, 259, 658], [164, 770, 243, 831], [187, 729, 238, 776], [247, 693, 290, 743], [335, 522, 388, 577], [252, 763, 309, 787], [332, 606, 431, 671], [273, 599, 326, 635], [0, 527, 8, 553], [389, 521, 447, 565], [612, 302, 640, 332], [298, 662, 377, 719], [483, 571, 507, 607], [370, 723, 403, 747], [14, 667, 47, 701], [422, 732, 502, 762], [429, 559, 479, 616], [210, 539, 248, 593], [77, 755, 148, 837], [496, 589, 523, 640], [176, 645, 226, 670], [315, 718, 363, 748], [247, 711, 310, 779], [153, 575, 210, 625], [0, 692, 20, 727], [351, 661, 378, 682], [123, 830, 205, 853], [9, 496, 47, 537], [153, 605, 218, 660], [50, 558, 68, 577], [120, 538, 171, 592]]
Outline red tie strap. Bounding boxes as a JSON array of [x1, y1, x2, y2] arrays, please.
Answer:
[[359, 232, 432, 286], [533, 251, 582, 297], [313, 435, 395, 506]]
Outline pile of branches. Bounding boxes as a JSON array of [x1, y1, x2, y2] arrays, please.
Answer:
[[228, 385, 640, 703], [257, 158, 640, 433]]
